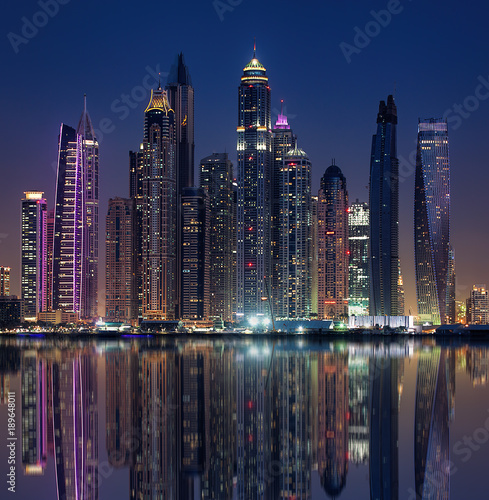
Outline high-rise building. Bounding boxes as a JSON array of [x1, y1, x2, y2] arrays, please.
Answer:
[[21, 191, 48, 320], [415, 118, 451, 324], [105, 198, 137, 322], [0, 266, 10, 296], [348, 200, 369, 317], [236, 49, 272, 318], [52, 124, 82, 314], [369, 95, 400, 317], [200, 153, 235, 322], [52, 98, 99, 319], [317, 163, 349, 320], [469, 284, 489, 324], [446, 246, 456, 323], [140, 85, 177, 319], [45, 210, 54, 311], [348, 358, 369, 465], [271, 102, 296, 312], [78, 96, 99, 320], [181, 187, 210, 320], [311, 196, 319, 317], [277, 147, 312, 319], [166, 53, 194, 320]]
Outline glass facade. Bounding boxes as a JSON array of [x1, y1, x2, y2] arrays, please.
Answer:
[[236, 53, 272, 318], [369, 95, 400, 317], [414, 118, 451, 324]]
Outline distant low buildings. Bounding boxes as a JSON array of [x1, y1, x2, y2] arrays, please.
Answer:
[[0, 296, 23, 325]]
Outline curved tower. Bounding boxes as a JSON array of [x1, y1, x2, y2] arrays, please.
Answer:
[[236, 49, 272, 318], [141, 85, 177, 319], [415, 118, 450, 325]]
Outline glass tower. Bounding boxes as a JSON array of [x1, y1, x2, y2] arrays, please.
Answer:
[[277, 147, 312, 319], [318, 163, 349, 320], [348, 200, 369, 316], [415, 118, 451, 325], [21, 191, 47, 320], [369, 95, 400, 317], [141, 85, 177, 319], [236, 49, 272, 318]]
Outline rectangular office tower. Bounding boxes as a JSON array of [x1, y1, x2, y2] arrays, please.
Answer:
[[0, 266, 10, 296], [415, 118, 451, 324], [348, 200, 369, 316], [105, 197, 137, 322], [21, 191, 48, 321], [181, 188, 210, 320], [200, 153, 235, 322], [236, 50, 272, 318], [369, 95, 400, 317]]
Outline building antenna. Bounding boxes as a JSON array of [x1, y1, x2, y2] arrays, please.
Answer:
[[280, 99, 284, 115], [83, 93, 87, 113], [253, 37, 256, 58]]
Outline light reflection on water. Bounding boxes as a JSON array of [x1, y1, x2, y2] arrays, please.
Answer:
[[0, 337, 489, 499]]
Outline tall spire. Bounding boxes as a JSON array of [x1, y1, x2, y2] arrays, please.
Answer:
[[77, 94, 95, 140], [253, 36, 256, 58], [274, 99, 290, 129]]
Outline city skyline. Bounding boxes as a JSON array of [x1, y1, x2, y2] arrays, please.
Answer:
[[2, 0, 489, 314]]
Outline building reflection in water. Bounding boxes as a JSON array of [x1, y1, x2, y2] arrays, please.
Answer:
[[52, 349, 99, 500], [369, 355, 403, 500], [414, 348, 451, 500], [318, 350, 349, 497], [4, 339, 472, 499]]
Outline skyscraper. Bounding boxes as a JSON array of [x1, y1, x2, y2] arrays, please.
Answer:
[[415, 118, 451, 324], [348, 200, 369, 316], [317, 163, 349, 320], [52, 124, 82, 315], [105, 197, 137, 322], [140, 85, 177, 319], [181, 187, 210, 320], [277, 147, 312, 319], [271, 102, 296, 312], [200, 153, 235, 322], [21, 191, 47, 320], [45, 210, 54, 312], [369, 95, 400, 317], [468, 284, 489, 324], [52, 97, 99, 319], [78, 96, 99, 320], [0, 266, 10, 296], [236, 49, 272, 318]]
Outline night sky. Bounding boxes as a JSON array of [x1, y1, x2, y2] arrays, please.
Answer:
[[1, 0, 489, 314]]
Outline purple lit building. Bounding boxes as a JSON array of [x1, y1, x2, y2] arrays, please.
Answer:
[[52, 98, 99, 319]]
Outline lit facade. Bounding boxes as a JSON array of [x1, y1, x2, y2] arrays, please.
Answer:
[[140, 85, 177, 319], [469, 284, 489, 324], [318, 163, 349, 320], [0, 266, 10, 296], [415, 118, 451, 324], [369, 95, 400, 316], [271, 103, 296, 313], [348, 200, 369, 316], [78, 96, 99, 320], [200, 153, 235, 322], [236, 51, 272, 318], [21, 191, 47, 320], [181, 187, 210, 320], [45, 209, 54, 311], [52, 124, 83, 314], [105, 197, 137, 322], [277, 147, 312, 319]]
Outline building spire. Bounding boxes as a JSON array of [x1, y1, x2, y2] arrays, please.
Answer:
[[83, 93, 87, 113], [253, 37, 256, 58]]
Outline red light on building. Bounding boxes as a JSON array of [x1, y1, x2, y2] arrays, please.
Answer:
[[248, 263, 253, 267], [346, 250, 350, 255], [248, 434, 253, 442], [248, 400, 253, 409]]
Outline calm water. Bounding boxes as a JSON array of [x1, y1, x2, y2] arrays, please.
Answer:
[[1, 336, 489, 499]]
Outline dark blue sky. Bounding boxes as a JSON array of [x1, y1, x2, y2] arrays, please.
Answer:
[[1, 0, 489, 312]]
